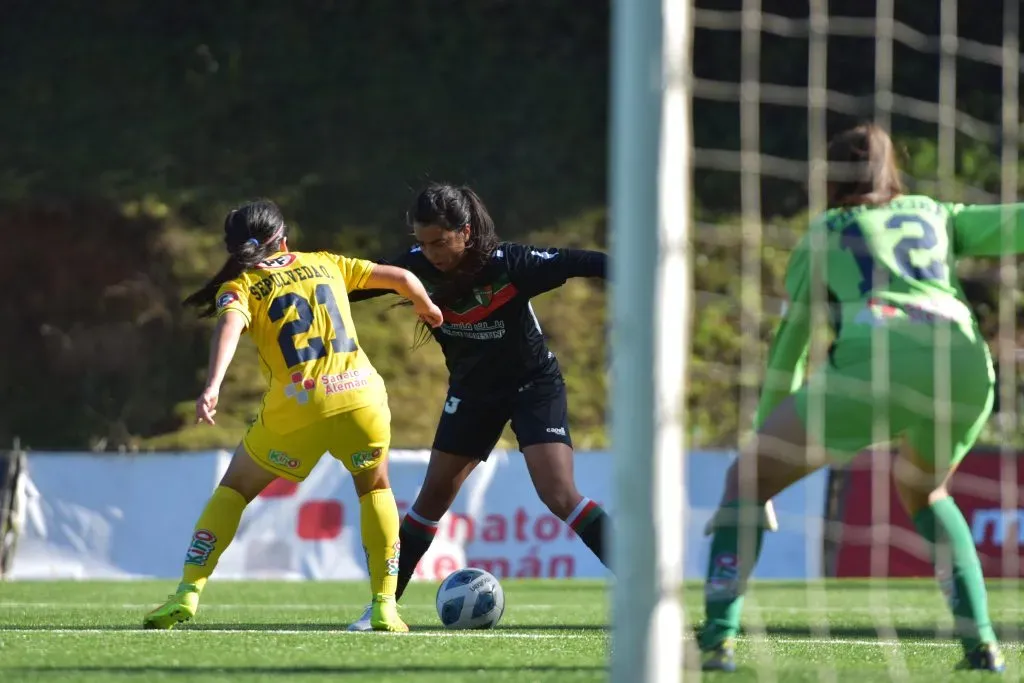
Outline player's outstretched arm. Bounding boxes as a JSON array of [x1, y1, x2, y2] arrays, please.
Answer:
[[753, 242, 812, 429], [196, 310, 246, 425], [506, 244, 607, 297], [364, 265, 443, 328], [346, 253, 413, 303], [560, 248, 607, 279], [753, 307, 811, 429], [949, 202, 1024, 257]]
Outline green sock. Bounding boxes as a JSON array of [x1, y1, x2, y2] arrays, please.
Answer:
[[699, 500, 765, 650], [911, 497, 997, 649]]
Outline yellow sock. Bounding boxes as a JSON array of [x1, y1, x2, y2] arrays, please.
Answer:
[[180, 486, 247, 593], [359, 488, 400, 597]]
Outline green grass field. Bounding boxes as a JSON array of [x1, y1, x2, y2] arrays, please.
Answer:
[[0, 579, 1020, 682]]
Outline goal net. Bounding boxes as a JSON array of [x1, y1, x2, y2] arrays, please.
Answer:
[[610, 0, 1022, 680]]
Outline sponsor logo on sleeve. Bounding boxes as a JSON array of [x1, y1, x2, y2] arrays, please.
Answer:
[[217, 291, 240, 309]]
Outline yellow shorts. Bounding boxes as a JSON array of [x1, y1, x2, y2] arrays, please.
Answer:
[[243, 400, 391, 482]]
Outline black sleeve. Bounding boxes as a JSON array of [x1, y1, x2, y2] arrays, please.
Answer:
[[347, 249, 421, 303], [504, 243, 608, 298]]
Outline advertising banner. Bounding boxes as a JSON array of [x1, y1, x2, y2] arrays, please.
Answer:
[[11, 449, 828, 580], [833, 449, 1023, 578]]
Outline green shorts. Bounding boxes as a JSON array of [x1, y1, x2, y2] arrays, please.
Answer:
[[795, 323, 994, 468]]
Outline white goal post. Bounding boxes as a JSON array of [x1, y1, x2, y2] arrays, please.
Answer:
[[608, 0, 692, 681], [609, 0, 1022, 680]]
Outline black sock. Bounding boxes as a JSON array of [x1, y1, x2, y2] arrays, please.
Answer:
[[395, 510, 439, 601], [566, 498, 611, 568]]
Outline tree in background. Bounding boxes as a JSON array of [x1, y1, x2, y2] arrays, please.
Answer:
[[2, 0, 1021, 449]]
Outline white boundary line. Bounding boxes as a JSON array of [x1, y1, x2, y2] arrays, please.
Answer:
[[3, 602, 1023, 614], [0, 629, 1019, 650], [0, 602, 561, 611], [0, 629, 588, 638]]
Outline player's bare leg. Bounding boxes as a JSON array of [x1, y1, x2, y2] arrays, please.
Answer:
[[705, 460, 778, 535], [522, 443, 611, 567], [398, 450, 478, 596], [893, 440, 1004, 672], [143, 445, 275, 629], [699, 395, 826, 671]]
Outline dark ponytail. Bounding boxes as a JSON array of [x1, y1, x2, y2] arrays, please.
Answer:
[[460, 187, 499, 258], [184, 200, 288, 317]]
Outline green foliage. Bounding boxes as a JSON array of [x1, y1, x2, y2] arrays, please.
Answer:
[[4, 1, 1024, 450], [139, 211, 611, 452]]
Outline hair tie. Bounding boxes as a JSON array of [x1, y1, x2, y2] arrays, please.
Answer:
[[245, 238, 259, 247]]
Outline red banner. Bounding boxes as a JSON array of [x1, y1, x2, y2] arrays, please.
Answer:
[[833, 448, 1024, 577]]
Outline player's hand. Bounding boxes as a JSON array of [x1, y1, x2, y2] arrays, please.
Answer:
[[415, 301, 444, 328], [195, 387, 219, 426]]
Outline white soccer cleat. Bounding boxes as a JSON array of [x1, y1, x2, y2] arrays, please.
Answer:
[[346, 603, 373, 632]]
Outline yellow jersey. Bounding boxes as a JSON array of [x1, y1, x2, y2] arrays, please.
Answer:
[[215, 250, 386, 432]]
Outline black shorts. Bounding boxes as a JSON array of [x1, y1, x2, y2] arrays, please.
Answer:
[[432, 378, 573, 460]]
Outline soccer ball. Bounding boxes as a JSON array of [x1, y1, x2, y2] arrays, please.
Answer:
[[435, 568, 505, 629]]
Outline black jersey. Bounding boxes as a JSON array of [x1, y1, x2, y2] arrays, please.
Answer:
[[350, 242, 606, 396]]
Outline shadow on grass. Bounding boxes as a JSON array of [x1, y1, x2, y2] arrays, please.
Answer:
[[734, 623, 1022, 642], [0, 625, 144, 631], [744, 579, 1024, 594], [491, 623, 607, 632], [186, 622, 608, 632], [0, 623, 609, 633], [2, 665, 606, 677]]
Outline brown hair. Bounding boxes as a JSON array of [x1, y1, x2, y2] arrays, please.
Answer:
[[826, 124, 904, 209]]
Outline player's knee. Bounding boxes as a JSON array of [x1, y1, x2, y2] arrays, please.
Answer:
[[723, 460, 768, 502], [217, 482, 254, 505], [351, 464, 389, 497], [893, 460, 949, 514], [927, 485, 950, 506], [220, 451, 276, 502], [893, 455, 937, 494], [536, 484, 580, 520]]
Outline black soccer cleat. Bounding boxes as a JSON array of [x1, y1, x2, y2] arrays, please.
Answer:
[[956, 643, 1005, 673]]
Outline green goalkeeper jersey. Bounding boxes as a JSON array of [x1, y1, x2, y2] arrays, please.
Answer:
[[755, 195, 1024, 428]]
